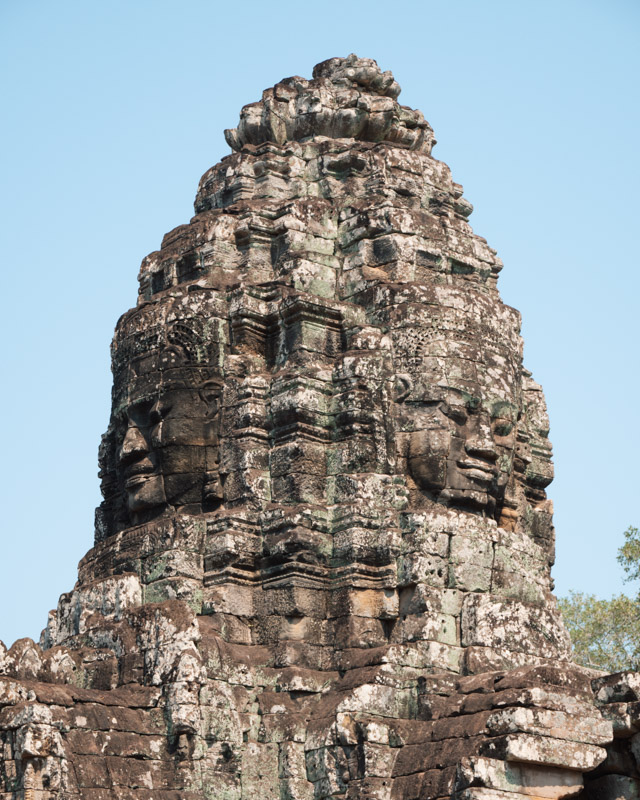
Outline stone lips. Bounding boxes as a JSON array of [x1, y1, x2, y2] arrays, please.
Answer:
[[0, 56, 635, 799]]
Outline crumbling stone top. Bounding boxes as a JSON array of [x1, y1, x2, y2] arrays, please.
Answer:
[[312, 55, 402, 98], [225, 53, 434, 153]]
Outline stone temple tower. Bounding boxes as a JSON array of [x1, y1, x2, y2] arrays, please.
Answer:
[[1, 55, 638, 800]]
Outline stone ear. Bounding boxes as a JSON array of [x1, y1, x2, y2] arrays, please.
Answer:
[[394, 374, 413, 403], [199, 380, 222, 417]]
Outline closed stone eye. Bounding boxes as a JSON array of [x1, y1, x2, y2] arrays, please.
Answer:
[[441, 403, 468, 425]]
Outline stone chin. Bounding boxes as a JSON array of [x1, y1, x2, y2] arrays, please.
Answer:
[[123, 472, 166, 516]]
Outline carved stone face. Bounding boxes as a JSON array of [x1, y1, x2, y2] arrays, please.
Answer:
[[389, 284, 522, 518], [407, 395, 517, 514], [116, 379, 223, 521], [95, 300, 227, 538]]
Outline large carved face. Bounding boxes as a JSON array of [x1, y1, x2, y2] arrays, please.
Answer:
[[116, 377, 223, 520], [392, 285, 522, 517], [97, 302, 225, 534], [407, 393, 517, 514]]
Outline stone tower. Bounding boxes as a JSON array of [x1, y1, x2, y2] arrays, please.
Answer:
[[0, 56, 637, 800]]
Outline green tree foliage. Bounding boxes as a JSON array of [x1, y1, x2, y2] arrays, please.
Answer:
[[618, 526, 640, 584], [558, 591, 640, 672], [560, 527, 640, 673]]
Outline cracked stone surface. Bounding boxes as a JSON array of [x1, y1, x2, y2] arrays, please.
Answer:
[[0, 55, 635, 800]]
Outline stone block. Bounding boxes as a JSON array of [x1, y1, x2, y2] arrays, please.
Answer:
[[480, 733, 607, 771], [461, 595, 571, 660], [455, 757, 584, 798], [485, 706, 612, 746], [395, 612, 459, 647]]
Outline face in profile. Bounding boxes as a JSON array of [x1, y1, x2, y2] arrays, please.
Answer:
[[97, 306, 226, 537], [116, 379, 223, 522], [407, 395, 516, 515]]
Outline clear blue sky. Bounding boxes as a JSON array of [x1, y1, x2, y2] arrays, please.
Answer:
[[1, 0, 638, 647]]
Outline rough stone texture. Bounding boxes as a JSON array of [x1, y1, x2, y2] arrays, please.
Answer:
[[0, 55, 636, 798]]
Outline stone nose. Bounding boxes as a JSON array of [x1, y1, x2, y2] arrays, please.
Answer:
[[464, 419, 498, 462], [118, 424, 149, 464]]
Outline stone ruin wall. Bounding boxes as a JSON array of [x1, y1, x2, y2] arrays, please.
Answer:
[[1, 55, 639, 800]]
